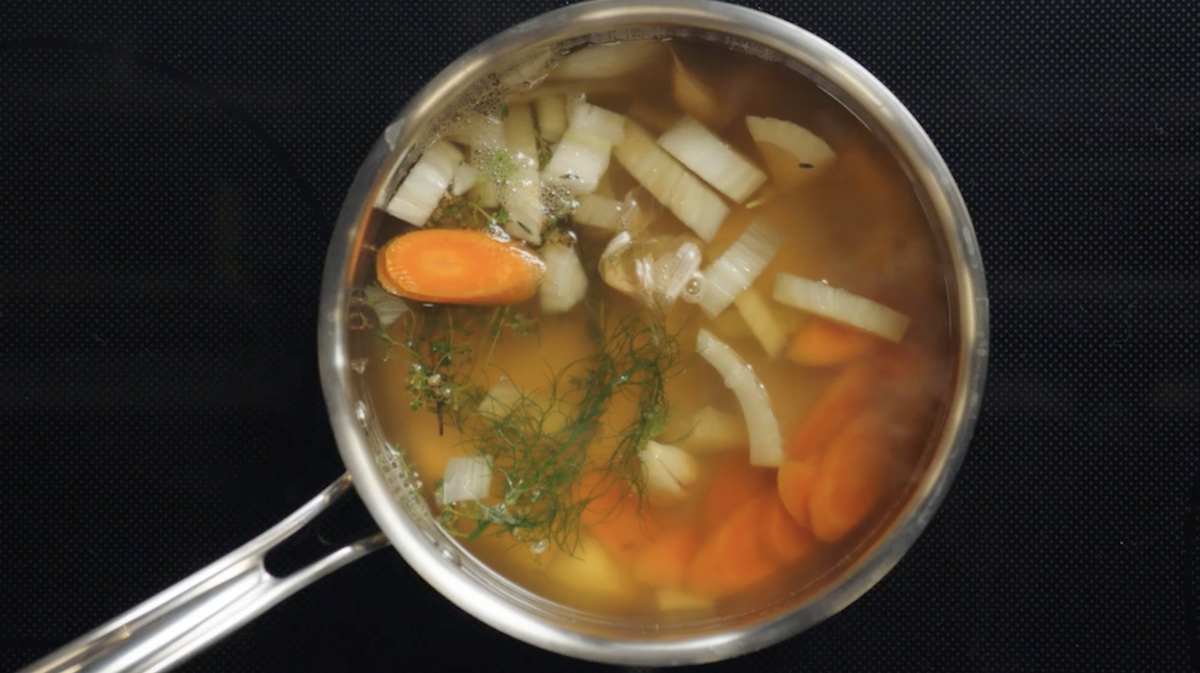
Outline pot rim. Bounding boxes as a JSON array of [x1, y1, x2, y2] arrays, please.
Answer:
[[318, 0, 989, 665]]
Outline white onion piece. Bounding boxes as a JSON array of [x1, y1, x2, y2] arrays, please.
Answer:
[[650, 240, 702, 307], [627, 100, 684, 135], [477, 377, 523, 420], [363, 285, 410, 328], [541, 127, 611, 194], [549, 40, 667, 81], [569, 101, 626, 145], [501, 103, 545, 244], [733, 287, 787, 357], [695, 329, 783, 467], [612, 121, 728, 242], [534, 95, 567, 143], [773, 273, 912, 342], [657, 116, 767, 203], [671, 51, 723, 130], [679, 405, 749, 454], [599, 231, 637, 296], [383, 140, 462, 226], [449, 161, 478, 197], [442, 456, 493, 504], [539, 242, 588, 315], [574, 193, 626, 230], [696, 220, 780, 318], [745, 116, 836, 190], [657, 588, 715, 614], [639, 440, 699, 503]]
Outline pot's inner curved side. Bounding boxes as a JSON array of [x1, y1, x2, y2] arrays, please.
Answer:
[[338, 23, 973, 644]]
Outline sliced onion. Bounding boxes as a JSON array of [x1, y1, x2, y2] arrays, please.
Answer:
[[534, 95, 567, 143], [695, 329, 783, 467], [501, 102, 545, 244], [733, 287, 787, 357], [612, 120, 728, 242], [549, 40, 667, 81], [626, 100, 684, 135], [649, 240, 702, 307], [477, 377, 523, 420], [639, 440, 699, 503], [671, 51, 723, 130], [657, 116, 767, 203], [362, 285, 410, 328], [679, 405, 749, 454], [696, 219, 780, 318], [449, 161, 478, 197], [574, 193, 627, 231], [538, 241, 588, 315], [569, 100, 626, 145], [541, 127, 611, 194], [599, 231, 637, 296], [746, 116, 836, 190], [442, 456, 493, 504], [773, 273, 911, 342], [383, 140, 462, 226]]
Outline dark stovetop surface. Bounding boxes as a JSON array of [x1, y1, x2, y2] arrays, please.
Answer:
[[2, 0, 1197, 671]]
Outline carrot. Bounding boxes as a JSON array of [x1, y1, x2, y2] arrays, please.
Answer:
[[764, 493, 817, 563], [632, 526, 701, 588], [576, 471, 624, 527], [686, 493, 779, 598], [786, 318, 880, 367], [700, 452, 774, 530], [376, 228, 544, 305], [808, 411, 892, 543], [786, 361, 876, 462], [776, 460, 819, 530]]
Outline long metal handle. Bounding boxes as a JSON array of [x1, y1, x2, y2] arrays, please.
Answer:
[[18, 473, 390, 673]]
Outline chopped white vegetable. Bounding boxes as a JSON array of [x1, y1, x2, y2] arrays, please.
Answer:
[[649, 240, 702, 308], [639, 440, 699, 503], [549, 41, 667, 81], [746, 116, 836, 190], [657, 116, 767, 203], [534, 95, 567, 143], [441, 456, 493, 504], [569, 100, 626, 145], [733, 287, 787, 357], [696, 219, 781, 318], [679, 405, 749, 454], [656, 588, 716, 613], [497, 49, 554, 91], [671, 51, 724, 130], [696, 329, 783, 467], [449, 161, 478, 197], [541, 127, 611, 194], [477, 377, 523, 420], [612, 121, 729, 242], [501, 103, 545, 244], [599, 231, 638, 296], [383, 140, 462, 226], [363, 285, 410, 328], [467, 180, 500, 209], [773, 273, 912, 342], [574, 193, 627, 231], [539, 242, 588, 314]]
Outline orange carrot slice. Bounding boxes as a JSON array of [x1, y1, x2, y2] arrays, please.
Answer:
[[632, 526, 701, 588], [686, 493, 779, 598], [588, 493, 662, 567], [764, 493, 817, 563], [376, 228, 544, 305], [808, 411, 892, 543], [576, 471, 624, 527], [700, 452, 774, 530], [786, 361, 876, 462], [786, 318, 881, 367], [776, 461, 819, 530]]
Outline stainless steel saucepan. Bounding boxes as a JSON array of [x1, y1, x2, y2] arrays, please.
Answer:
[[19, 1, 988, 670]]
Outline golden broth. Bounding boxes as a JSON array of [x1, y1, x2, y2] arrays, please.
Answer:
[[361, 38, 953, 619]]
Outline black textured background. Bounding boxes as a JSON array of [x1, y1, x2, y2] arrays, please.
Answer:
[[2, 0, 1197, 671]]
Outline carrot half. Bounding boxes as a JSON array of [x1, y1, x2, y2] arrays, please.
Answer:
[[786, 361, 877, 462], [686, 493, 780, 598], [376, 228, 545, 305], [632, 526, 701, 588], [776, 460, 818, 530], [808, 410, 893, 543], [764, 492, 817, 564], [700, 452, 774, 531], [787, 318, 881, 367]]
